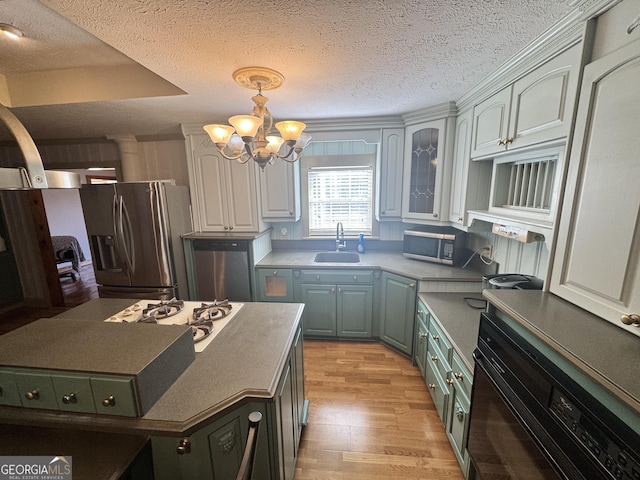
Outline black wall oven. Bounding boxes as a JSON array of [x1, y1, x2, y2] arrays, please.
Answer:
[[468, 312, 640, 480]]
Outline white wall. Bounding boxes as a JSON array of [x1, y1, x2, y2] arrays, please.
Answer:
[[41, 188, 91, 262]]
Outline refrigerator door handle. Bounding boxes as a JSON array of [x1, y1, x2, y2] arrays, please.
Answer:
[[150, 182, 170, 278], [119, 195, 136, 275], [112, 193, 127, 274]]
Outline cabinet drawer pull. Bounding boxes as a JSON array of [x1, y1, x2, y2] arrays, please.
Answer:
[[505, 137, 514, 144], [428, 383, 436, 390], [62, 393, 77, 404], [25, 389, 39, 400], [432, 334, 439, 341], [497, 138, 506, 146], [420, 333, 429, 339], [455, 406, 465, 421], [446, 378, 454, 386], [454, 372, 464, 381], [102, 395, 116, 407], [176, 438, 191, 455], [417, 309, 423, 315], [431, 355, 438, 362]]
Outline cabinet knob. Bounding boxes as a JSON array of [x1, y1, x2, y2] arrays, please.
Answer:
[[102, 395, 116, 407], [454, 372, 464, 381], [458, 216, 463, 222], [273, 271, 278, 276], [417, 309, 423, 315], [446, 378, 454, 386], [620, 314, 640, 326], [505, 137, 514, 145], [431, 355, 438, 362], [432, 213, 438, 218], [497, 139, 506, 146], [338, 287, 342, 293], [316, 275, 320, 280], [229, 226, 233, 230], [409, 283, 415, 288], [176, 438, 191, 455], [627, 16, 640, 34], [432, 334, 439, 341], [24, 389, 39, 401], [331, 287, 335, 293], [420, 333, 429, 339], [428, 384, 436, 390], [455, 406, 465, 421], [62, 393, 78, 404]]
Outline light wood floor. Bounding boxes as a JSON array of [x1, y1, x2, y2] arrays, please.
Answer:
[[296, 340, 465, 480]]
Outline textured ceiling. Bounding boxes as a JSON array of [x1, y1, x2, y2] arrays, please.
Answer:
[[0, 0, 573, 141]]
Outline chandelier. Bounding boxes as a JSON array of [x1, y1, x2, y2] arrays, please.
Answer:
[[203, 67, 312, 170]]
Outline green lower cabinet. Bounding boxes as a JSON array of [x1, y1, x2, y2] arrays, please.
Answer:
[[446, 382, 471, 475], [424, 348, 450, 424], [256, 269, 294, 302], [151, 402, 272, 480], [414, 300, 429, 378], [379, 272, 417, 355], [299, 283, 373, 338]]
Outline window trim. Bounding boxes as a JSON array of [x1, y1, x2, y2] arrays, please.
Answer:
[[301, 153, 379, 239]]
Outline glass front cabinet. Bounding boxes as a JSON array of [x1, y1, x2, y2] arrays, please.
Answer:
[[401, 117, 453, 224]]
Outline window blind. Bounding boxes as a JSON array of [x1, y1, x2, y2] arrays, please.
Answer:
[[308, 166, 373, 234]]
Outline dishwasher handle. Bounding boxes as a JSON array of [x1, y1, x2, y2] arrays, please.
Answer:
[[192, 239, 250, 251]]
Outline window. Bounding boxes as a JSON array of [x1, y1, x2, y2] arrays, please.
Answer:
[[301, 153, 377, 237]]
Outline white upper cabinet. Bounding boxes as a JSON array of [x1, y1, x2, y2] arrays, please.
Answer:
[[185, 132, 265, 232], [259, 159, 301, 222], [449, 109, 492, 227], [377, 128, 404, 220], [402, 117, 454, 224], [471, 43, 582, 159], [551, 4, 640, 336]]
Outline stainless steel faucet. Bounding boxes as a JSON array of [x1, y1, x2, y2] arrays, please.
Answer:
[[336, 222, 346, 251]]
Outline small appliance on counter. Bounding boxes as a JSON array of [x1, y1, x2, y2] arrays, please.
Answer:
[[483, 274, 544, 290], [402, 226, 466, 265]]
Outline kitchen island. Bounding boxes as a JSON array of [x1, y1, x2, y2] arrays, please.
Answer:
[[0, 299, 306, 480]]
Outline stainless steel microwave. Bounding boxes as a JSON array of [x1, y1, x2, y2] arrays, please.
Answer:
[[402, 227, 466, 265]]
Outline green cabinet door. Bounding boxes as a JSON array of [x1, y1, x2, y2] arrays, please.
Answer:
[[299, 284, 337, 336], [256, 269, 294, 302], [277, 362, 296, 480], [379, 272, 417, 355], [337, 284, 373, 337], [414, 306, 429, 378]]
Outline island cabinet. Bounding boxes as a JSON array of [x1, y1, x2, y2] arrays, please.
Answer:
[[256, 269, 295, 302], [550, 1, 640, 335], [184, 131, 265, 232], [379, 272, 417, 355], [470, 42, 582, 159], [294, 269, 374, 338], [152, 323, 307, 480]]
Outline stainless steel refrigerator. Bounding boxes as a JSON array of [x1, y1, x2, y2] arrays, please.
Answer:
[[80, 181, 193, 300]]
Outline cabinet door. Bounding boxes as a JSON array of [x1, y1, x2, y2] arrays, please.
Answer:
[[299, 284, 337, 336], [414, 307, 429, 379], [259, 159, 300, 221], [337, 284, 373, 337], [277, 362, 296, 480], [256, 269, 294, 302], [292, 326, 306, 448], [449, 109, 492, 226], [550, 39, 640, 335], [379, 272, 417, 355], [225, 160, 262, 232], [446, 387, 470, 470], [188, 137, 229, 232], [509, 43, 580, 150], [424, 355, 449, 424], [402, 119, 449, 222], [471, 87, 512, 158], [378, 128, 404, 220]]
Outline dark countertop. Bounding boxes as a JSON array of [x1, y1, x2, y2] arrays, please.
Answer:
[[0, 300, 304, 436], [484, 290, 640, 415], [256, 250, 483, 282], [418, 292, 485, 371]]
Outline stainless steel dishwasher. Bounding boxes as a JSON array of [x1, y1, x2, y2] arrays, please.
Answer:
[[192, 239, 252, 301]]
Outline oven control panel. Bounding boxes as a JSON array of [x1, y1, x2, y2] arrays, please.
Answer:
[[550, 389, 640, 480]]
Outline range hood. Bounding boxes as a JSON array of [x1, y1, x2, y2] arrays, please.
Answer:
[[0, 103, 80, 190]]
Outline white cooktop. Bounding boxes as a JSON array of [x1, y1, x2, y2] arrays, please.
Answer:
[[104, 300, 243, 353]]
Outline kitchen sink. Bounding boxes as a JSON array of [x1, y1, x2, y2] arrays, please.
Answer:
[[313, 252, 361, 263]]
